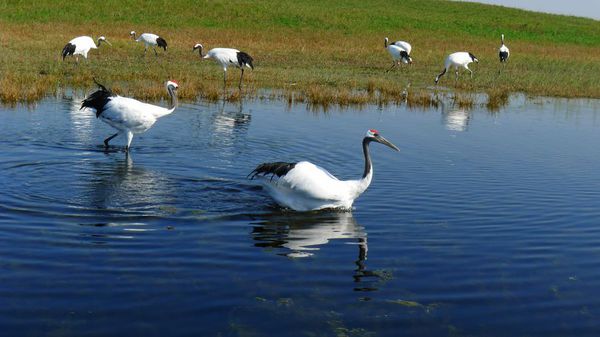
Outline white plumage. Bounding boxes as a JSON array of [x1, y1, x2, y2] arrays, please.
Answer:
[[249, 129, 399, 211], [193, 44, 254, 89], [384, 37, 413, 72], [130, 31, 168, 55], [499, 34, 510, 63], [81, 80, 179, 151], [62, 36, 111, 61], [435, 51, 479, 84]]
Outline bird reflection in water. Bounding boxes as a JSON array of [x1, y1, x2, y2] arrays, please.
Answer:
[[251, 212, 380, 290], [78, 154, 174, 244], [84, 154, 174, 211], [210, 100, 251, 148], [442, 104, 471, 132]]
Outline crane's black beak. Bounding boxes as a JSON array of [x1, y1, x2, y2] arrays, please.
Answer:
[[375, 135, 400, 152]]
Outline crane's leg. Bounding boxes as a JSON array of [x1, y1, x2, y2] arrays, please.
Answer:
[[125, 131, 134, 152], [223, 70, 227, 89], [144, 46, 147, 55], [239, 68, 245, 90], [386, 62, 397, 73], [153, 47, 158, 56], [465, 65, 473, 79], [104, 132, 120, 148]]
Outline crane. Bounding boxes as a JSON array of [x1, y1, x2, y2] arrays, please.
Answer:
[[249, 129, 399, 211], [80, 79, 179, 151], [193, 43, 254, 89]]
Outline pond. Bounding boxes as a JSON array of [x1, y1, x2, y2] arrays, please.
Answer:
[[1, 94, 600, 336]]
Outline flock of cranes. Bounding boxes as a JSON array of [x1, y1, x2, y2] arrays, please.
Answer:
[[72, 31, 510, 211]]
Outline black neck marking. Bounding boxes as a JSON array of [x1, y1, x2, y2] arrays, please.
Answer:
[[362, 137, 372, 178], [468, 52, 477, 61]]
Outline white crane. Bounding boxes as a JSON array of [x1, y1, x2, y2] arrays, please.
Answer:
[[384, 37, 412, 72], [62, 36, 111, 62], [130, 31, 168, 55], [248, 129, 400, 211], [193, 43, 254, 89], [434, 52, 479, 84], [499, 34, 510, 64], [80, 79, 179, 151]]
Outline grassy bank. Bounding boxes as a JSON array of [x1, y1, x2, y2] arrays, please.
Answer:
[[1, 0, 599, 106]]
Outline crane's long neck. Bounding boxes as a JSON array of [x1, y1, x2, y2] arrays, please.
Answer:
[[362, 138, 372, 179], [501, 34, 505, 45], [168, 86, 178, 112], [155, 86, 178, 118], [354, 137, 374, 194]]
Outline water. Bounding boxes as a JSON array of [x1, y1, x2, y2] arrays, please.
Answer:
[[1, 95, 600, 336]]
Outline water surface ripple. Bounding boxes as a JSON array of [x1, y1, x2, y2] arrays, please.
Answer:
[[1, 97, 600, 336]]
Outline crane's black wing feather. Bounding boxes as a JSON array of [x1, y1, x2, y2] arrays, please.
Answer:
[[248, 162, 296, 180], [80, 79, 115, 118]]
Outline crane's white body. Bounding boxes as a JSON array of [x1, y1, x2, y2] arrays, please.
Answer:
[[204, 48, 250, 71], [499, 34, 510, 63], [390, 40, 412, 55], [386, 45, 410, 63], [68, 36, 98, 59], [435, 52, 479, 83], [384, 38, 412, 71], [260, 161, 372, 211], [98, 97, 174, 148], [135, 33, 160, 47], [99, 97, 172, 133], [444, 52, 475, 71]]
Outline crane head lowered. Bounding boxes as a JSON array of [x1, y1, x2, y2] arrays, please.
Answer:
[[97, 36, 112, 46], [365, 129, 400, 151], [193, 43, 204, 57], [469, 52, 479, 63]]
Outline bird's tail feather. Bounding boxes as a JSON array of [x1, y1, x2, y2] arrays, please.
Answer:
[[62, 43, 75, 60], [237, 51, 254, 70]]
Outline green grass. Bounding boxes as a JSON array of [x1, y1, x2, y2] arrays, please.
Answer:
[[1, 0, 599, 105]]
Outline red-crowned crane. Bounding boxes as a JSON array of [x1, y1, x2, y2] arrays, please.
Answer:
[[384, 37, 412, 72], [193, 43, 254, 89], [435, 52, 479, 84], [130, 31, 168, 56], [248, 129, 400, 211], [62, 36, 112, 62], [80, 79, 179, 152], [499, 34, 510, 64]]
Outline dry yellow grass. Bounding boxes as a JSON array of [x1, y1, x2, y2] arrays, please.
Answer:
[[1, 1, 599, 108]]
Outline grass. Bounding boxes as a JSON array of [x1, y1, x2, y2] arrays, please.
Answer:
[[1, 0, 599, 107]]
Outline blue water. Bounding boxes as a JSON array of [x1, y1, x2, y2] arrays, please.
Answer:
[[1, 96, 600, 336]]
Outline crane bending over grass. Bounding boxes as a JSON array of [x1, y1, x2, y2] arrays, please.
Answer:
[[62, 36, 111, 62], [435, 52, 479, 84], [130, 31, 168, 56], [384, 37, 412, 72], [193, 43, 254, 90]]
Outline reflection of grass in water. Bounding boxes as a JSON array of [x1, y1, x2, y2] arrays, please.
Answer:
[[1, 1, 600, 106]]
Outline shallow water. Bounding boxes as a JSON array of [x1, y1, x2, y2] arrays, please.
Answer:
[[1, 96, 600, 336]]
